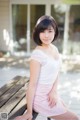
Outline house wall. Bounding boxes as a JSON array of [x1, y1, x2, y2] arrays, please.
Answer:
[[0, 0, 10, 52], [0, 0, 80, 54]]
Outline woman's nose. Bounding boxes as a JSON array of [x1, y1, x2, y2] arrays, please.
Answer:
[[45, 32, 49, 37]]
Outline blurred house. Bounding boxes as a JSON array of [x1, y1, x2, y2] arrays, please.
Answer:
[[0, 0, 80, 56]]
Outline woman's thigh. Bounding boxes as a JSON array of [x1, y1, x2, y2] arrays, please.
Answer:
[[49, 110, 79, 120]]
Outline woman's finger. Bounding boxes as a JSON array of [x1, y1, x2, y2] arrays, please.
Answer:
[[49, 98, 57, 107], [49, 98, 54, 106]]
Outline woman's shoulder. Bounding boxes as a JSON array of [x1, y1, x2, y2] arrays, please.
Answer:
[[35, 46, 44, 51], [32, 46, 42, 54], [31, 46, 45, 57], [31, 46, 46, 65], [32, 46, 45, 54]]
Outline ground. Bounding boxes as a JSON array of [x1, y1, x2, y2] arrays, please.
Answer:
[[0, 55, 80, 118]]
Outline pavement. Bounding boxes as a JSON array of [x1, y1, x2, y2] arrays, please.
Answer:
[[0, 55, 80, 118]]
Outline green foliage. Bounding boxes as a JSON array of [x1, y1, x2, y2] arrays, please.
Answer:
[[62, 0, 80, 4]]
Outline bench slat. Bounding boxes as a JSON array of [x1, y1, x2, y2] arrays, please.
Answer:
[[0, 81, 28, 114], [0, 76, 21, 97], [9, 97, 27, 120], [0, 77, 28, 108]]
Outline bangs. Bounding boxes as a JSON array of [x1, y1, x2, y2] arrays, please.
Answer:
[[37, 19, 56, 32]]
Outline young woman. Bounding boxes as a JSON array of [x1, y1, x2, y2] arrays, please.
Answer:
[[15, 15, 80, 120]]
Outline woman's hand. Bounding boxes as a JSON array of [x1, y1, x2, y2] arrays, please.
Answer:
[[15, 112, 33, 120], [47, 90, 58, 108]]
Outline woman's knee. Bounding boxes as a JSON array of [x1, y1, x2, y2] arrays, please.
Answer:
[[49, 110, 79, 120], [64, 110, 79, 120]]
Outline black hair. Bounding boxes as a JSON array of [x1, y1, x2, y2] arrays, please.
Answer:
[[33, 15, 59, 45]]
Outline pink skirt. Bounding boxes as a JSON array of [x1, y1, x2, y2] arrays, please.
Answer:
[[33, 84, 68, 117]]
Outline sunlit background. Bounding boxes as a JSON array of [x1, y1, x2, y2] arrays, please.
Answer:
[[0, 0, 80, 116]]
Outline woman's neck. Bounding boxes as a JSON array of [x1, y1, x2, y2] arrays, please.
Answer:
[[42, 44, 52, 49]]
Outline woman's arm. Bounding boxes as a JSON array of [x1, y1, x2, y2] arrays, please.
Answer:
[[15, 60, 41, 120], [27, 60, 41, 114]]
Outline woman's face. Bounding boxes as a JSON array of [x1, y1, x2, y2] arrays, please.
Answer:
[[39, 26, 55, 45]]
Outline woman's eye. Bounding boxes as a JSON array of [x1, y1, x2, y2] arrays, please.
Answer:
[[49, 30, 53, 32]]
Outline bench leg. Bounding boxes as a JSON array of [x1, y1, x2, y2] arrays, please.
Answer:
[[33, 110, 51, 120], [47, 118, 51, 120]]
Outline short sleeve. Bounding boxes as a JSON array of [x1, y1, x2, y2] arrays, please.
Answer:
[[30, 50, 43, 64]]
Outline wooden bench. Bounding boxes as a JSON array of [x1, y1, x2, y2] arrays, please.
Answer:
[[0, 76, 51, 120]]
